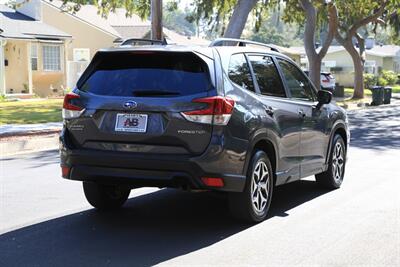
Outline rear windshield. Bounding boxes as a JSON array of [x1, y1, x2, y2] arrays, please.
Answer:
[[78, 52, 211, 97]]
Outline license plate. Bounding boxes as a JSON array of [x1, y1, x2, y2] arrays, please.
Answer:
[[115, 113, 148, 133]]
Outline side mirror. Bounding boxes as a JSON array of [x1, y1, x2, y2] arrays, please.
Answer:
[[316, 90, 332, 110]]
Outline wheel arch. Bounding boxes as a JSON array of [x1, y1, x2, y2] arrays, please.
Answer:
[[245, 136, 278, 186], [335, 127, 348, 146], [326, 121, 348, 165]]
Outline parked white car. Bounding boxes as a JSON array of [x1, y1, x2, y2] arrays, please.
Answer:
[[305, 71, 336, 92]]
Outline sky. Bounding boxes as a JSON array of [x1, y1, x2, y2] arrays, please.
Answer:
[[168, 0, 193, 9]]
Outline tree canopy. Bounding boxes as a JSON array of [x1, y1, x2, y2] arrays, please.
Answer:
[[55, 0, 150, 19]]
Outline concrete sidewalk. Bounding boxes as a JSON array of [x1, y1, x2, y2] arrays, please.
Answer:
[[333, 92, 400, 110], [0, 133, 59, 157]]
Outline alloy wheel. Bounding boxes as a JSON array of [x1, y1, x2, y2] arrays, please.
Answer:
[[332, 142, 344, 181], [250, 161, 270, 215]]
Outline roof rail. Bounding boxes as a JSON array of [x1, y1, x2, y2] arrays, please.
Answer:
[[209, 38, 280, 53], [120, 38, 168, 46]]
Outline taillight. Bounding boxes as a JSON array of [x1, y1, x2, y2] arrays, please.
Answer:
[[61, 165, 70, 178], [322, 76, 330, 83], [62, 93, 83, 119], [181, 96, 235, 125]]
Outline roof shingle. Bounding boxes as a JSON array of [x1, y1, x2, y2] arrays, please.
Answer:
[[0, 4, 71, 39]]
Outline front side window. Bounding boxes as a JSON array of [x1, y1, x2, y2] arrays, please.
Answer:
[[248, 55, 286, 97], [228, 53, 255, 92], [277, 59, 316, 101], [43, 45, 61, 71]]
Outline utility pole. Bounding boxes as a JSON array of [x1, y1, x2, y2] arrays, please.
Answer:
[[151, 0, 163, 41]]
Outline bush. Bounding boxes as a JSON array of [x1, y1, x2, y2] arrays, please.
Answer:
[[363, 73, 377, 89], [378, 77, 388, 87], [381, 70, 397, 85]]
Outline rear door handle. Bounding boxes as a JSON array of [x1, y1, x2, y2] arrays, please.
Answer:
[[264, 106, 274, 117]]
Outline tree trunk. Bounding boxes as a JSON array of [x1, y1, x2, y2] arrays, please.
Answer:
[[300, 0, 321, 89], [151, 0, 163, 40], [343, 41, 365, 99], [355, 33, 366, 67], [300, 1, 337, 90], [223, 0, 258, 38], [308, 57, 322, 90]]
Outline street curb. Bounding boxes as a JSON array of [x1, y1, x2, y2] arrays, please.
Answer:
[[0, 132, 60, 157], [364, 102, 400, 110], [0, 129, 61, 140], [342, 102, 400, 111]]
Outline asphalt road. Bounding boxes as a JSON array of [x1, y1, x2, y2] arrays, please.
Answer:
[[1, 106, 399, 267]]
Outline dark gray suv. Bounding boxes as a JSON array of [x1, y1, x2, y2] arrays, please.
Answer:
[[60, 38, 350, 222]]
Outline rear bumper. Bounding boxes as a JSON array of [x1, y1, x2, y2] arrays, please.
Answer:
[[60, 133, 246, 192], [321, 85, 335, 91]]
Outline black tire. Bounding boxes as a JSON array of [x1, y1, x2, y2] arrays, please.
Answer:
[[316, 134, 346, 189], [228, 151, 274, 223], [83, 182, 131, 210]]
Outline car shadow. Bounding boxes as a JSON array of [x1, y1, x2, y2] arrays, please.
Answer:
[[1, 149, 60, 167], [0, 180, 329, 267], [348, 108, 400, 150], [25, 149, 60, 168]]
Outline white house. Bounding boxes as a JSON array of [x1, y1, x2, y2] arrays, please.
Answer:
[[291, 44, 400, 87]]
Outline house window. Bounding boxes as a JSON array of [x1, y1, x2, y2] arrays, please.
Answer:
[[395, 62, 400, 73], [42, 45, 61, 71], [31, 44, 38, 71], [364, 60, 376, 74], [73, 48, 90, 62]]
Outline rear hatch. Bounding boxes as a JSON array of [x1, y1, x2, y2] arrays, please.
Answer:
[[321, 72, 335, 88], [66, 50, 216, 155]]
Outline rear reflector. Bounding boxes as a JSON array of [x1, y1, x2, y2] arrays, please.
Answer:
[[201, 177, 224, 187], [61, 166, 70, 178], [62, 93, 84, 119], [181, 96, 235, 125]]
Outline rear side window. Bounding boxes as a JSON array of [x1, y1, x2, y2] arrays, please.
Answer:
[[79, 52, 211, 97], [228, 53, 255, 92], [248, 55, 286, 97]]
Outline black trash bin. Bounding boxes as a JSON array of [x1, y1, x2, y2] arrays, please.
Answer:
[[334, 84, 345, 97], [370, 86, 384, 106], [383, 87, 392, 104]]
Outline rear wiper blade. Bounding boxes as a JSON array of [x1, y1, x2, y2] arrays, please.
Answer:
[[132, 90, 180, 97]]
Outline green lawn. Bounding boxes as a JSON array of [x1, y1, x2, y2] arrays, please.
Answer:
[[344, 88, 371, 96], [392, 85, 400, 93], [0, 99, 63, 125]]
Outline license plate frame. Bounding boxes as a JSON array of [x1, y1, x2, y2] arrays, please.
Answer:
[[115, 113, 148, 133]]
